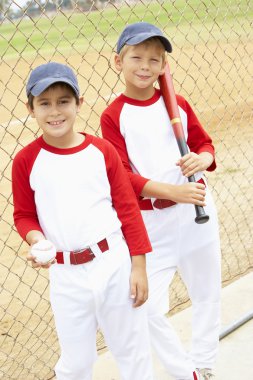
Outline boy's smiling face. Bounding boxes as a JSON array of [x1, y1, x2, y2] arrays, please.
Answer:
[[115, 40, 166, 100], [27, 84, 83, 147]]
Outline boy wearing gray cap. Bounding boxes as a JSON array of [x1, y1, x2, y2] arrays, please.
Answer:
[[101, 22, 221, 380], [12, 62, 154, 380]]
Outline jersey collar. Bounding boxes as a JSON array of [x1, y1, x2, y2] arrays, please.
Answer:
[[37, 133, 93, 155], [119, 88, 161, 107]]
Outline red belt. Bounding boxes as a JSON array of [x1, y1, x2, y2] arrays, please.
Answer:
[[139, 178, 205, 211], [56, 238, 109, 265]]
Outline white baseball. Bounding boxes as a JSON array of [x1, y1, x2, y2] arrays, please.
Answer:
[[30, 240, 56, 264]]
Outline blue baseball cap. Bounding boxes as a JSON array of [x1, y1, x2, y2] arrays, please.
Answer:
[[26, 62, 80, 97], [117, 22, 172, 54]]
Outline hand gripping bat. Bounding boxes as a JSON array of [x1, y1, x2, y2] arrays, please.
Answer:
[[158, 63, 209, 224]]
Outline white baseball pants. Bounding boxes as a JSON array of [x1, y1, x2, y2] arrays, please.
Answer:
[[142, 186, 221, 380], [49, 230, 154, 380]]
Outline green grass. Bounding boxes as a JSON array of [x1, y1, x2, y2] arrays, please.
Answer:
[[0, 0, 252, 59]]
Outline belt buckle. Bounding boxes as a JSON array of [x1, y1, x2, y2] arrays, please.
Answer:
[[73, 247, 91, 254], [71, 247, 94, 265]]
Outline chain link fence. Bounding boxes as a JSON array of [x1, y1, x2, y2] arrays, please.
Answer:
[[0, 1, 252, 379]]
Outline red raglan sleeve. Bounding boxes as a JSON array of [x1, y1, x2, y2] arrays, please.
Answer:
[[12, 147, 44, 241], [176, 95, 216, 172], [101, 139, 152, 256], [101, 102, 150, 198]]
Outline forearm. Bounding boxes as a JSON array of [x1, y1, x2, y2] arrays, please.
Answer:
[[130, 254, 148, 307], [198, 152, 214, 171], [141, 180, 177, 200], [26, 230, 46, 246], [141, 179, 206, 205], [131, 253, 146, 270]]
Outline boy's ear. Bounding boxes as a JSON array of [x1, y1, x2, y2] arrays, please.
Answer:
[[159, 66, 166, 76], [114, 54, 122, 72], [159, 59, 167, 76], [77, 97, 84, 112], [26, 102, 35, 118]]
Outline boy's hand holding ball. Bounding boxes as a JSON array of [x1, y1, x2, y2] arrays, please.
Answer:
[[30, 240, 56, 267]]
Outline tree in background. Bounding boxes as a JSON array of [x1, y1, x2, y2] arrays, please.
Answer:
[[1, 0, 109, 19], [0, 0, 11, 18]]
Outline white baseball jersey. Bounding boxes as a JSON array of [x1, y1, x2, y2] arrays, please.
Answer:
[[101, 88, 216, 200], [12, 133, 151, 255]]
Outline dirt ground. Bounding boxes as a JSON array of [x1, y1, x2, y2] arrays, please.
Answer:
[[0, 39, 253, 379]]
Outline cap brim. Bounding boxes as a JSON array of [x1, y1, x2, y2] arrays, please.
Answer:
[[29, 77, 79, 96], [118, 32, 172, 53]]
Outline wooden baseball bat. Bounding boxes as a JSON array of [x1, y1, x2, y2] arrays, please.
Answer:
[[158, 63, 209, 224]]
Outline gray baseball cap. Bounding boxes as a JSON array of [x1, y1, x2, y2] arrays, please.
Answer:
[[117, 22, 172, 54], [26, 62, 80, 97]]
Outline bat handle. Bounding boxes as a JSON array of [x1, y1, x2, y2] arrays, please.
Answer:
[[188, 175, 209, 224], [194, 205, 210, 224]]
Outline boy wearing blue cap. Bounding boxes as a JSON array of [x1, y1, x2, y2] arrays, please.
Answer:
[[12, 62, 154, 380], [101, 22, 221, 380]]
